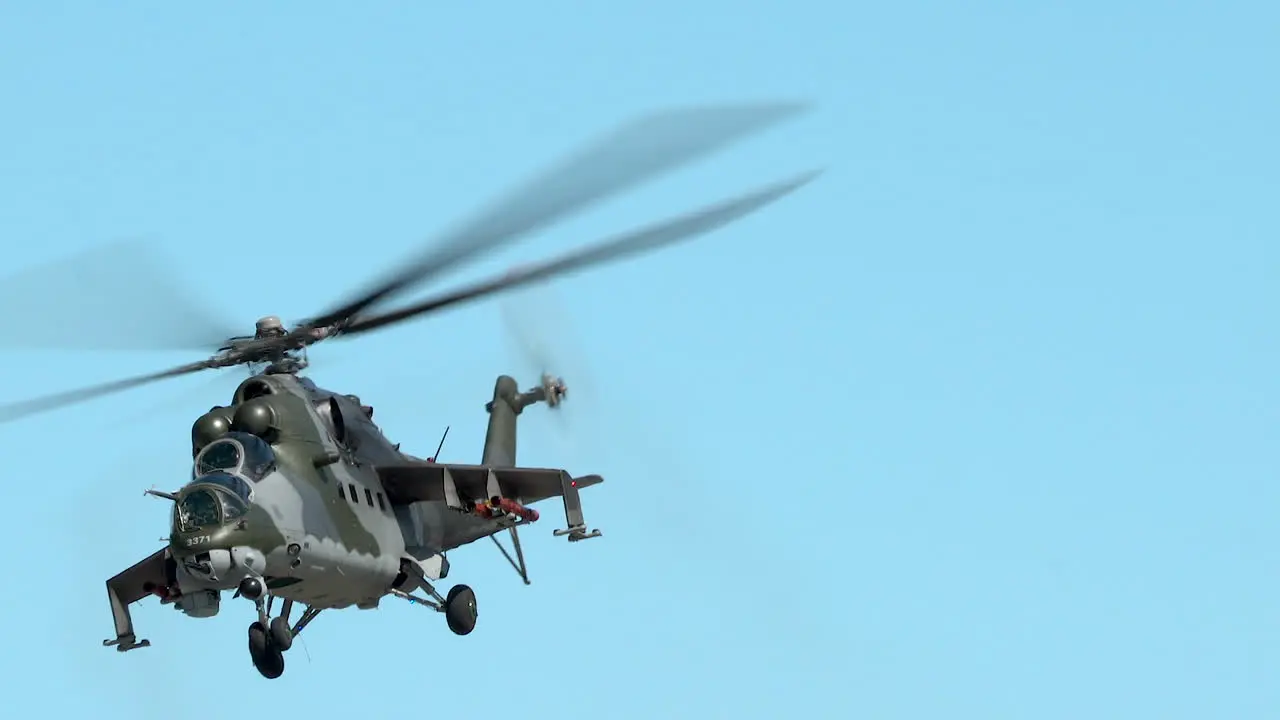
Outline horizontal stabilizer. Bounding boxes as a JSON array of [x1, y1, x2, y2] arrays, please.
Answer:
[[570, 474, 604, 490]]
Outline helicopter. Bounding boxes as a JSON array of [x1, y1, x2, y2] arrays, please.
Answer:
[[0, 102, 819, 679]]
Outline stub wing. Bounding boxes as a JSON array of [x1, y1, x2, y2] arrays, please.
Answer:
[[379, 463, 600, 505], [377, 462, 603, 542], [103, 548, 170, 652]]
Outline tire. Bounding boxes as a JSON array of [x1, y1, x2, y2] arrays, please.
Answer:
[[249, 621, 285, 679], [256, 645, 285, 679], [445, 584, 478, 636], [248, 622, 268, 660], [269, 616, 293, 652]]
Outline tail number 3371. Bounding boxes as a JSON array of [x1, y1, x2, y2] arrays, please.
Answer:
[[185, 535, 212, 547]]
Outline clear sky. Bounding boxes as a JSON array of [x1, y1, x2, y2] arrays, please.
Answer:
[[0, 2, 1275, 718]]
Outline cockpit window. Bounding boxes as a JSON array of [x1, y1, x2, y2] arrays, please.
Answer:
[[175, 474, 251, 531], [231, 432, 276, 479], [198, 472, 253, 504], [179, 490, 221, 530], [196, 440, 241, 476], [193, 432, 276, 481], [219, 493, 246, 521]]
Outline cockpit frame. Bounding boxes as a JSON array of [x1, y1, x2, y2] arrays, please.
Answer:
[[193, 431, 277, 482], [177, 432, 276, 533], [174, 474, 255, 532]]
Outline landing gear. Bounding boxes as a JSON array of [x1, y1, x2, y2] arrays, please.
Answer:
[[390, 560, 480, 636], [445, 585, 478, 635], [269, 615, 294, 651], [243, 587, 320, 680], [248, 622, 284, 679]]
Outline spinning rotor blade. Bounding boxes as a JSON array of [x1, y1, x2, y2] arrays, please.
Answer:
[[500, 286, 594, 438], [0, 240, 239, 351], [0, 360, 216, 424], [501, 285, 561, 376], [305, 103, 808, 330], [500, 285, 596, 399], [338, 169, 821, 337]]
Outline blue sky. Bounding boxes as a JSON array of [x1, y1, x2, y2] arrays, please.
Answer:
[[0, 2, 1275, 718]]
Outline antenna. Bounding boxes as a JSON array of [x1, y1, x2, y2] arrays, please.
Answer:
[[428, 426, 450, 462]]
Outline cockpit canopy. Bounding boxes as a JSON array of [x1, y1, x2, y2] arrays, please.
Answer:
[[176, 474, 253, 531], [175, 432, 275, 533], [193, 431, 276, 481], [178, 488, 223, 529]]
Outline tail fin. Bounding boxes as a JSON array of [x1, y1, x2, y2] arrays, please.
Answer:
[[483, 374, 563, 467], [482, 376, 523, 467]]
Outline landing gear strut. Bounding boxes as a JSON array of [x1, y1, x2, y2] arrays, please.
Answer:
[[390, 560, 478, 635]]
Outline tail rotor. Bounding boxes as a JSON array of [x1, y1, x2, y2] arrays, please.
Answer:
[[498, 284, 593, 439]]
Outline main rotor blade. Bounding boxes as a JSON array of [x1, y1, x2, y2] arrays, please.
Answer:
[[338, 169, 821, 337], [0, 240, 239, 351], [305, 102, 809, 329], [0, 360, 215, 424]]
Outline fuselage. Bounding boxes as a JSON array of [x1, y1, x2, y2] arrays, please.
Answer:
[[170, 373, 448, 613]]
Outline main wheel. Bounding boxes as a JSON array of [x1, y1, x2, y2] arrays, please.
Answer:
[[248, 622, 285, 679], [444, 584, 478, 636], [269, 616, 293, 652]]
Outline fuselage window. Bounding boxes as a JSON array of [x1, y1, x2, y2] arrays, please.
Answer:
[[348, 483, 358, 503], [364, 488, 374, 507], [337, 483, 346, 500], [376, 492, 386, 512]]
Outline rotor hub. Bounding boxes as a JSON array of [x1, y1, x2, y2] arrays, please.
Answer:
[[255, 316, 286, 339]]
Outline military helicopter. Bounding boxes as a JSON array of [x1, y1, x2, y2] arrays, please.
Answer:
[[0, 103, 819, 679]]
